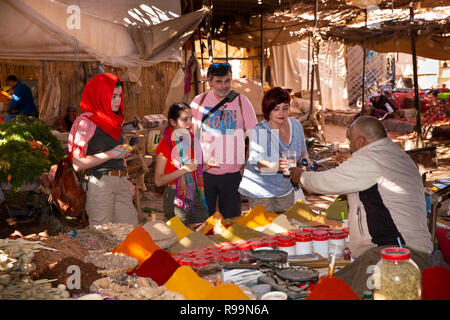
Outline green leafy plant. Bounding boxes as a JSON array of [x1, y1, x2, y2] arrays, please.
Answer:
[[0, 115, 64, 192]]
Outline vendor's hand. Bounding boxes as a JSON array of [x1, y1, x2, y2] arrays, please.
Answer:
[[290, 166, 305, 184], [181, 162, 198, 173], [279, 157, 289, 172]]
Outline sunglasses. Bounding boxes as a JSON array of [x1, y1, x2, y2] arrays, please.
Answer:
[[208, 62, 232, 76]]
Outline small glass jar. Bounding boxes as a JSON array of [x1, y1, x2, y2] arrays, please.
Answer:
[[373, 248, 422, 300], [197, 264, 224, 286], [249, 240, 266, 251]]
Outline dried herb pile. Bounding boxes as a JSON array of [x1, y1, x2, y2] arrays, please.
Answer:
[[0, 116, 63, 192]]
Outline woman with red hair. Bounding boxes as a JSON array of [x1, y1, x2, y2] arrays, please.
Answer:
[[238, 87, 311, 213], [68, 73, 138, 226]]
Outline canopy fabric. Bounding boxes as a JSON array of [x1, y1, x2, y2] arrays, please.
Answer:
[[367, 35, 450, 61], [0, 0, 208, 67], [271, 39, 349, 111]]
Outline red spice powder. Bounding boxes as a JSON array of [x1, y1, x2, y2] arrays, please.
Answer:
[[129, 249, 180, 286], [305, 276, 360, 300], [421, 266, 450, 300]]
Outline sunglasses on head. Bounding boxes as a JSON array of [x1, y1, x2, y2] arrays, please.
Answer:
[[210, 62, 231, 68], [208, 62, 231, 76]]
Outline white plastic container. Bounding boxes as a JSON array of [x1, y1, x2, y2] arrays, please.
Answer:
[[328, 229, 345, 257], [292, 230, 312, 255], [312, 230, 329, 258], [277, 235, 296, 256], [261, 291, 288, 300]]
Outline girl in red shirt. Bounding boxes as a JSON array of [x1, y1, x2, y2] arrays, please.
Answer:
[[155, 102, 218, 225]]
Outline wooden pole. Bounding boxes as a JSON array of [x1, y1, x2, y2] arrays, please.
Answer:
[[410, 1, 422, 146], [190, 0, 199, 96], [362, 10, 367, 108], [225, 18, 229, 63], [203, 0, 213, 62], [260, 12, 264, 88], [309, 0, 318, 115], [307, 37, 311, 90]]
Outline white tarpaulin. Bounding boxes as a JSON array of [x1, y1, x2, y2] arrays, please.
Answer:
[[271, 39, 349, 110], [0, 0, 208, 68]]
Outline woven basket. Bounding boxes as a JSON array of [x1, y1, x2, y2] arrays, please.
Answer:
[[98, 263, 138, 276]]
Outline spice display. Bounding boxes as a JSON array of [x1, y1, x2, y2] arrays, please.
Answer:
[[233, 205, 278, 229], [195, 212, 231, 235], [257, 214, 297, 235], [197, 264, 223, 286], [164, 266, 214, 300], [166, 216, 194, 241], [305, 276, 360, 300], [219, 222, 266, 242], [142, 221, 178, 249], [0, 116, 63, 192], [168, 231, 216, 254], [421, 266, 450, 300], [0, 238, 57, 274], [32, 233, 88, 277], [90, 274, 184, 300], [83, 252, 138, 274], [93, 223, 135, 242], [204, 283, 250, 300], [35, 256, 102, 295], [130, 249, 180, 286], [111, 227, 160, 267], [75, 228, 122, 252], [373, 248, 421, 300], [0, 277, 71, 300]]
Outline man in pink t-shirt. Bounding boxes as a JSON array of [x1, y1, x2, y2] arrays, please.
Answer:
[[190, 62, 257, 218]]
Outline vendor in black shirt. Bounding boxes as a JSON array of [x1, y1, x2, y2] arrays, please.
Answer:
[[368, 92, 396, 119]]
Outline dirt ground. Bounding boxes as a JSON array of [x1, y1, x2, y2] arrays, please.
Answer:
[[0, 124, 449, 237]]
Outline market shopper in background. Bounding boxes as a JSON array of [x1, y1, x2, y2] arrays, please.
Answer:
[[2, 74, 38, 122], [367, 91, 396, 119], [69, 73, 138, 227], [238, 87, 311, 213], [190, 62, 258, 219], [57, 104, 77, 132], [285, 116, 433, 297], [154, 102, 219, 225]]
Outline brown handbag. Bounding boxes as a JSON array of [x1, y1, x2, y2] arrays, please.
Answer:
[[48, 156, 88, 226]]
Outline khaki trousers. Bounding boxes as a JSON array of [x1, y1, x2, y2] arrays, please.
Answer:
[[85, 175, 138, 226]]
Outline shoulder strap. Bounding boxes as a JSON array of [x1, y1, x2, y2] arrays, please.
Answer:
[[199, 92, 207, 106]]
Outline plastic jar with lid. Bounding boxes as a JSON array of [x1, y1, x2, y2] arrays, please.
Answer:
[[192, 258, 210, 271], [373, 247, 421, 300], [277, 235, 296, 256], [249, 240, 266, 251], [312, 230, 329, 258], [209, 252, 224, 265], [302, 227, 316, 234], [222, 252, 240, 268], [292, 230, 312, 255], [328, 229, 345, 257], [197, 264, 224, 286], [263, 237, 278, 250], [179, 257, 195, 267], [236, 242, 254, 264]]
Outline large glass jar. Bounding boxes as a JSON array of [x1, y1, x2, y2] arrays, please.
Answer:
[[373, 247, 421, 300]]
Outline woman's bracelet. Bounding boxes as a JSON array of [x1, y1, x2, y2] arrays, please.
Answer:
[[112, 148, 126, 159]]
